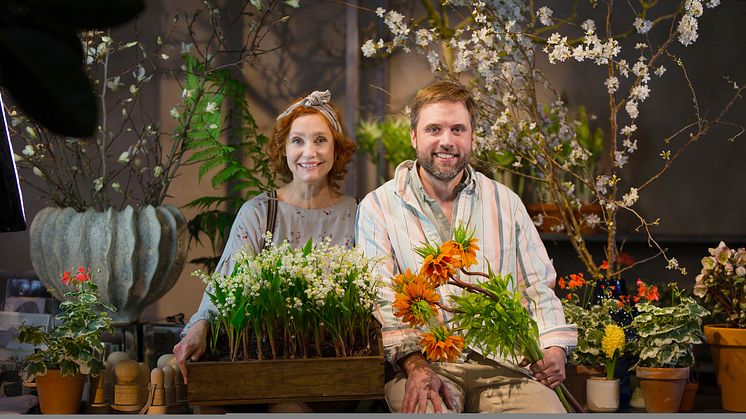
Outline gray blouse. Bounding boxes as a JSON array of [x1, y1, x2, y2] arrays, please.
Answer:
[[181, 192, 357, 336]]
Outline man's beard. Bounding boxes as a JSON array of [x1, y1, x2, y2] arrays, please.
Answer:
[[417, 146, 471, 182]]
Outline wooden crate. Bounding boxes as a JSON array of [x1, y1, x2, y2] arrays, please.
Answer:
[[187, 327, 385, 405]]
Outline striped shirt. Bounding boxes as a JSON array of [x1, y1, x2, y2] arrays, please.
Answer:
[[355, 161, 577, 370]]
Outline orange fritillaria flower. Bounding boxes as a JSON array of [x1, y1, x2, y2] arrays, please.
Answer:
[[391, 268, 419, 293], [441, 239, 480, 269], [392, 277, 440, 327], [420, 252, 456, 287], [420, 326, 465, 362]]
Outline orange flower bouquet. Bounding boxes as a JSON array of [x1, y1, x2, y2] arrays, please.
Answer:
[[390, 225, 578, 412]]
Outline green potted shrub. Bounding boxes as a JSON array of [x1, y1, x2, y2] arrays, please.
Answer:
[[631, 282, 709, 413], [694, 241, 746, 411], [18, 267, 114, 414]]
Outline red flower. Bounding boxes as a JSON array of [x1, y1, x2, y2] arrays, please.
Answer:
[[567, 273, 586, 289], [61, 271, 73, 285], [634, 279, 659, 303], [558, 277, 567, 289], [601, 260, 609, 270], [74, 266, 90, 283]]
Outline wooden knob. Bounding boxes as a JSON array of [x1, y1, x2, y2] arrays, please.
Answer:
[[115, 360, 140, 384], [171, 364, 182, 384], [162, 365, 174, 386], [157, 354, 177, 369], [150, 367, 164, 387], [107, 351, 131, 366]]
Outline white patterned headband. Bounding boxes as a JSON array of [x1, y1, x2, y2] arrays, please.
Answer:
[[276, 90, 342, 134]]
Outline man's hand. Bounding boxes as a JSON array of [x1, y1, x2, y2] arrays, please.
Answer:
[[172, 320, 208, 384], [520, 346, 566, 389], [400, 353, 455, 413]]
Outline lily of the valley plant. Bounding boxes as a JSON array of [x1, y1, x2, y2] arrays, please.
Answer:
[[196, 235, 382, 361], [18, 268, 114, 381], [391, 224, 576, 412]]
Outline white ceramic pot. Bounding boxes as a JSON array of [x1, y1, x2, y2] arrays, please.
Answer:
[[586, 376, 620, 413]]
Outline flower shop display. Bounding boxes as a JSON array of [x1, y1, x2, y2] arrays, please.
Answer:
[[695, 241, 746, 412], [186, 236, 385, 405], [389, 225, 580, 412], [17, 268, 114, 414], [632, 283, 709, 413]]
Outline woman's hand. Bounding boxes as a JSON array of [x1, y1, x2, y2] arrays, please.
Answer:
[[172, 319, 208, 384]]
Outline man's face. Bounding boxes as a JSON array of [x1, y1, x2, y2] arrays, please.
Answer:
[[411, 100, 473, 182]]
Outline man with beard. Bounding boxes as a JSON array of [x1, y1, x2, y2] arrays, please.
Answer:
[[355, 80, 577, 413]]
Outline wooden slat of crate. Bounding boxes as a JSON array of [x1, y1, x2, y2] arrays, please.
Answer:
[[187, 355, 384, 406]]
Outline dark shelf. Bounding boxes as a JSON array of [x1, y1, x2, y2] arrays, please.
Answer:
[[539, 233, 746, 245]]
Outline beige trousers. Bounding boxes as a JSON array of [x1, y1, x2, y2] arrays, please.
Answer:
[[385, 352, 565, 413]]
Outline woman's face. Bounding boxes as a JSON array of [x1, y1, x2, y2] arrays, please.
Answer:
[[285, 113, 335, 186]]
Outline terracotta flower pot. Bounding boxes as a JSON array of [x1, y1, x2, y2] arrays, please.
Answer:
[[635, 366, 689, 413], [704, 324, 746, 412], [35, 370, 85, 414], [679, 382, 699, 412], [586, 376, 619, 412]]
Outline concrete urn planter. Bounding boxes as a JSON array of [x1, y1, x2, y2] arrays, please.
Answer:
[[29, 205, 189, 324]]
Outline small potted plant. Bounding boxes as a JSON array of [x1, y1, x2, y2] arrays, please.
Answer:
[[18, 267, 114, 414], [585, 323, 626, 412], [632, 282, 709, 413], [694, 241, 746, 412]]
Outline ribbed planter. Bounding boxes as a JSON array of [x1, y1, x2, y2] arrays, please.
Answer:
[[636, 366, 689, 413], [704, 324, 746, 412], [29, 205, 188, 324]]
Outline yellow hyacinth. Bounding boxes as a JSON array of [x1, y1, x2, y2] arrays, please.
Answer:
[[601, 324, 625, 380], [601, 324, 625, 359]]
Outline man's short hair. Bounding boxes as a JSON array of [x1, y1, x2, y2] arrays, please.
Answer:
[[410, 79, 478, 132]]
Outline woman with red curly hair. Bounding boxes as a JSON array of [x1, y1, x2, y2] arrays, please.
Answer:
[[174, 91, 357, 398]]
